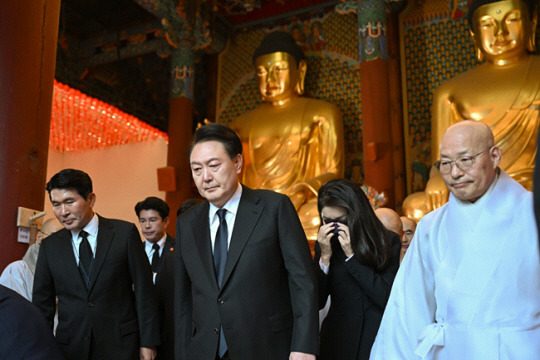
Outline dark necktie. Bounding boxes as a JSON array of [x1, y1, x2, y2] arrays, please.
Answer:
[[78, 230, 93, 285], [214, 209, 228, 287], [214, 208, 228, 357], [151, 243, 160, 272]]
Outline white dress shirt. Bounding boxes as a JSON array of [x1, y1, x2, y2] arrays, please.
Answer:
[[144, 235, 167, 261], [208, 183, 242, 252], [70, 214, 99, 265]]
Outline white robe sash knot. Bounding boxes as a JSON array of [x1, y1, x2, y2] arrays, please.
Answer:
[[415, 322, 446, 359]]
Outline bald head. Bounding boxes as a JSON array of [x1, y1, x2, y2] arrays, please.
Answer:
[[37, 218, 63, 244], [440, 120, 495, 153], [400, 216, 416, 250], [375, 208, 403, 236], [439, 120, 501, 202]]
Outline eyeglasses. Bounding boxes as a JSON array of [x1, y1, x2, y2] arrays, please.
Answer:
[[434, 148, 491, 174]]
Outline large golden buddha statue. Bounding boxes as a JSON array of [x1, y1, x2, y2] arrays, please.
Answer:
[[230, 31, 345, 240], [404, 0, 540, 220]]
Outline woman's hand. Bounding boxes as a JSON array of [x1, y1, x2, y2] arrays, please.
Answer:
[[336, 223, 353, 258], [317, 222, 334, 266]]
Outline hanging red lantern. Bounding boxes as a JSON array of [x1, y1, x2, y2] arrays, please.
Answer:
[[51, 80, 168, 152]]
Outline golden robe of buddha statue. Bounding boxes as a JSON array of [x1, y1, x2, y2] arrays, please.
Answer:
[[403, 0, 540, 221], [230, 31, 345, 240]]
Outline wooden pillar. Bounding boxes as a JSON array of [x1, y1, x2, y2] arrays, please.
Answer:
[[387, 11, 406, 210], [361, 58, 395, 206], [165, 97, 194, 235], [336, 0, 407, 209], [164, 47, 196, 236], [0, 0, 60, 270]]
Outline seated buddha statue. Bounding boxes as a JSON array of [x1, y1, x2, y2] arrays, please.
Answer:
[[403, 0, 540, 220], [230, 31, 345, 240]]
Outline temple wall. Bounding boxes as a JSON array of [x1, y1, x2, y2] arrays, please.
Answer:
[[400, 0, 476, 193], [44, 138, 168, 234]]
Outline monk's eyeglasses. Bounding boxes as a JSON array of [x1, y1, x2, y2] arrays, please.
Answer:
[[434, 147, 492, 174]]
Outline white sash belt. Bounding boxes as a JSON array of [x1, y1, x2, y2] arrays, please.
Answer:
[[415, 322, 446, 359], [414, 322, 540, 360]]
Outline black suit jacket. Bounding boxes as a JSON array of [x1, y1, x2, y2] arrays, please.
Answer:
[[314, 229, 400, 360], [174, 186, 318, 360], [145, 234, 175, 274], [0, 285, 65, 360], [33, 215, 160, 360], [156, 251, 175, 360]]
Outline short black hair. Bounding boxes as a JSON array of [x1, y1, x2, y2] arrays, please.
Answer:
[[468, 0, 536, 30], [188, 123, 243, 160], [46, 169, 93, 200], [135, 196, 170, 220], [252, 31, 305, 66]]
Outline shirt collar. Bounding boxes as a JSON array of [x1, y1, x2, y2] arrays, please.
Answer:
[[456, 170, 500, 208], [146, 234, 167, 249], [71, 213, 99, 239], [209, 183, 243, 221]]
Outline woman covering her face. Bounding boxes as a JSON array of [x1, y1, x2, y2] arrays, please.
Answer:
[[315, 179, 401, 360]]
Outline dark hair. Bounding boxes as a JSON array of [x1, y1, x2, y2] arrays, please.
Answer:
[[318, 179, 393, 271], [135, 196, 170, 220], [252, 31, 305, 66], [188, 123, 242, 160], [177, 198, 204, 216], [46, 169, 93, 200], [468, 0, 536, 30]]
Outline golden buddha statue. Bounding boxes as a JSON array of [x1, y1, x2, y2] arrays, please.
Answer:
[[403, 0, 540, 220], [230, 31, 345, 240]]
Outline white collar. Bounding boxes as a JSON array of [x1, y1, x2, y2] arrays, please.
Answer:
[[146, 234, 167, 249], [454, 171, 500, 229], [209, 183, 243, 221], [71, 213, 99, 238]]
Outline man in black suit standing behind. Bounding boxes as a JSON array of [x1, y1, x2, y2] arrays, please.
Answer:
[[175, 123, 319, 360], [33, 169, 160, 360], [135, 196, 175, 283]]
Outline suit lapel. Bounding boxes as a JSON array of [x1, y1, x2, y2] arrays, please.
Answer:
[[156, 235, 175, 272], [189, 202, 219, 289], [220, 187, 263, 291], [57, 229, 86, 288], [88, 216, 114, 293], [162, 235, 175, 257]]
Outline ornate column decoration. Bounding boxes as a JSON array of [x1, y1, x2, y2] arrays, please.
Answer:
[[135, 0, 219, 99], [337, 0, 406, 62], [335, 0, 407, 208]]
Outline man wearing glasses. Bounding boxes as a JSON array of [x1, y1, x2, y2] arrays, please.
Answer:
[[371, 120, 540, 359], [0, 217, 62, 300]]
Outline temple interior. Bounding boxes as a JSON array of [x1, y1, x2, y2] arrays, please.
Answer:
[[2, 0, 539, 268]]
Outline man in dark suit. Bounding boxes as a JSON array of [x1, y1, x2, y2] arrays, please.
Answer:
[[33, 169, 160, 360], [156, 198, 202, 360], [174, 123, 319, 360], [0, 284, 65, 360], [135, 196, 175, 282]]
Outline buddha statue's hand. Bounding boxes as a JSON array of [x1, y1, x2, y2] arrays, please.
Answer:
[[425, 167, 449, 211], [290, 173, 338, 202], [289, 180, 318, 209], [291, 179, 320, 197], [317, 223, 334, 266], [288, 190, 307, 210]]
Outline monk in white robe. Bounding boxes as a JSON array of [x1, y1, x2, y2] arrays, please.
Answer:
[[370, 120, 540, 359]]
